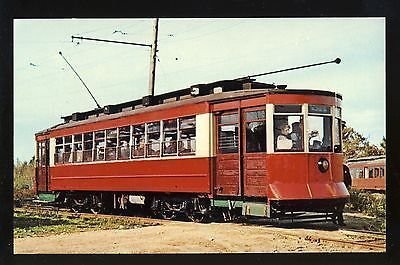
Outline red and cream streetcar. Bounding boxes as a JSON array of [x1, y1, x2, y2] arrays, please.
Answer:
[[35, 74, 349, 224]]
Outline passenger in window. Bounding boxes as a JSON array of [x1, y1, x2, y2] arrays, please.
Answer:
[[290, 122, 303, 150], [276, 124, 293, 150], [308, 130, 322, 149], [120, 140, 130, 159]]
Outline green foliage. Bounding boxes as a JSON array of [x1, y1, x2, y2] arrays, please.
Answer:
[[348, 190, 386, 218], [342, 126, 385, 160], [14, 158, 35, 200], [14, 209, 157, 238]]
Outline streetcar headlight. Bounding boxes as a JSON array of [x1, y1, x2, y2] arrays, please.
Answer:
[[317, 157, 329, 172]]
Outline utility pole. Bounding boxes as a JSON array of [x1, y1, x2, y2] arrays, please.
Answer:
[[70, 18, 160, 105], [148, 18, 159, 98]]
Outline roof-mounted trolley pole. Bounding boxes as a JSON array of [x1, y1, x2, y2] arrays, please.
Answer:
[[235, 58, 341, 81], [58, 51, 102, 109]]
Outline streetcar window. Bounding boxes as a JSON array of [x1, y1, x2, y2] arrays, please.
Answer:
[[245, 110, 266, 153], [132, 124, 145, 158], [56, 137, 63, 145], [147, 122, 161, 157], [274, 115, 304, 152], [163, 119, 178, 156], [308, 105, 331, 114], [105, 128, 117, 161], [380, 167, 385, 178], [334, 117, 342, 153], [63, 136, 72, 163], [274, 105, 302, 113], [94, 130, 105, 161], [218, 113, 238, 154], [308, 116, 332, 152], [73, 134, 83, 163], [118, 126, 130, 160], [369, 168, 374, 178], [179, 116, 196, 155], [83, 132, 93, 162], [357, 169, 363, 178], [374, 168, 380, 178], [55, 137, 63, 164]]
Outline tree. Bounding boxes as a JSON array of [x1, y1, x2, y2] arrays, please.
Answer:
[[342, 126, 385, 160]]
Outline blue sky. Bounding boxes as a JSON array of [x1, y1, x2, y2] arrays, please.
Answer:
[[14, 18, 385, 162]]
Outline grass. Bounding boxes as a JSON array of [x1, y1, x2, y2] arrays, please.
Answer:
[[14, 208, 159, 238]]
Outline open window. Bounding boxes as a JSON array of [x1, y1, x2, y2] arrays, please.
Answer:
[[73, 134, 83, 163], [179, 116, 196, 155], [118, 126, 130, 160], [163, 119, 178, 156], [274, 105, 304, 152], [245, 109, 266, 153], [83, 132, 93, 162], [55, 137, 63, 164], [63, 135, 72, 163], [94, 130, 105, 161], [132, 124, 145, 158], [308, 105, 332, 152], [105, 128, 117, 161], [146, 122, 161, 157]]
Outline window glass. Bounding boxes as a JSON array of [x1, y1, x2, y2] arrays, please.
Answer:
[[163, 119, 177, 156], [218, 113, 238, 154], [274, 115, 304, 151], [118, 126, 130, 160], [94, 130, 105, 161], [55, 137, 63, 164], [334, 118, 342, 153], [73, 134, 83, 163], [56, 137, 63, 145], [83, 132, 93, 162], [308, 116, 332, 152], [63, 136, 72, 163], [179, 116, 196, 155], [132, 124, 145, 158], [374, 168, 380, 178], [147, 122, 161, 157], [369, 168, 374, 178], [308, 105, 331, 114], [245, 110, 266, 153], [274, 105, 302, 113], [335, 107, 342, 119], [105, 128, 117, 161], [218, 113, 238, 124]]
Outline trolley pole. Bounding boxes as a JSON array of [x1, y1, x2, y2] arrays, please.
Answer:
[[148, 18, 159, 97]]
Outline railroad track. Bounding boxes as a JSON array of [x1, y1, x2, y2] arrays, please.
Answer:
[[16, 202, 386, 250]]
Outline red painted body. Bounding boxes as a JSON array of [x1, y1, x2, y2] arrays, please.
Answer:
[[347, 156, 386, 191], [35, 88, 349, 211], [50, 157, 211, 193], [266, 153, 348, 200]]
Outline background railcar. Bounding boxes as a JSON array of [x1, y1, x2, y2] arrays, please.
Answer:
[[346, 155, 386, 192], [35, 79, 349, 223]]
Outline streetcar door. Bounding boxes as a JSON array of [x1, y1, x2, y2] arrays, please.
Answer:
[[241, 107, 267, 197], [215, 111, 241, 196], [36, 140, 50, 192]]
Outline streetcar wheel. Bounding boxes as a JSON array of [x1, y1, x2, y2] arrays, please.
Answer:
[[159, 201, 176, 220], [89, 195, 103, 214]]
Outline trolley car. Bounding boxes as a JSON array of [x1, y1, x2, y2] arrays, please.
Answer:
[[35, 78, 349, 224], [347, 155, 386, 192]]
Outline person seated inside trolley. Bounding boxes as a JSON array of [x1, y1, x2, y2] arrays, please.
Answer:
[[290, 121, 303, 150], [276, 123, 293, 150]]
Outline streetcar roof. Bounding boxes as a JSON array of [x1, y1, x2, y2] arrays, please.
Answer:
[[35, 79, 342, 136]]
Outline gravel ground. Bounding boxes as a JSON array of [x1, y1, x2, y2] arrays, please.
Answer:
[[14, 216, 385, 254]]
